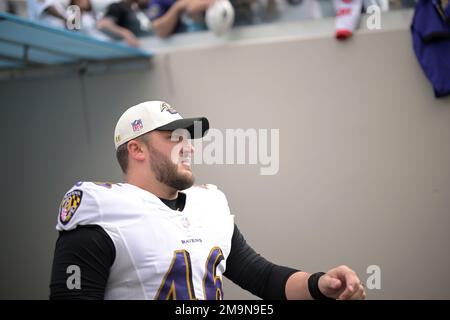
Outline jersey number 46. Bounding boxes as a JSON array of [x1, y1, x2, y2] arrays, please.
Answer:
[[155, 246, 223, 300]]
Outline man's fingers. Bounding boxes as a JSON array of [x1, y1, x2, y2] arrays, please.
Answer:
[[331, 267, 359, 299], [338, 286, 353, 300], [346, 283, 366, 300], [339, 282, 366, 300], [325, 265, 366, 300], [321, 275, 342, 290], [317, 274, 345, 299], [341, 269, 360, 298], [329, 277, 342, 290]]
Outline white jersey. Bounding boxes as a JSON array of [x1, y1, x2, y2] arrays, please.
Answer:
[[27, 0, 69, 28], [56, 181, 234, 300]]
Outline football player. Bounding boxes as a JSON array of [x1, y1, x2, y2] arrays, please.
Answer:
[[50, 100, 366, 300]]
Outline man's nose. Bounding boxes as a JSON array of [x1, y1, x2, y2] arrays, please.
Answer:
[[180, 139, 194, 154]]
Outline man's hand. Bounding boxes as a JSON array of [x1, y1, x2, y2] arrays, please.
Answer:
[[319, 265, 366, 300], [121, 30, 140, 47], [96, 18, 140, 47], [44, 6, 67, 23]]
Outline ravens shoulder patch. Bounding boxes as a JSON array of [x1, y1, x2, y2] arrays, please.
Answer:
[[59, 190, 83, 225]]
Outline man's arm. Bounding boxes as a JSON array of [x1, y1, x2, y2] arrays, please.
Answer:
[[224, 224, 298, 299], [96, 17, 140, 47], [150, 0, 188, 38], [151, 0, 213, 38], [44, 5, 66, 22], [225, 224, 366, 300], [96, 3, 139, 47], [49, 225, 115, 300]]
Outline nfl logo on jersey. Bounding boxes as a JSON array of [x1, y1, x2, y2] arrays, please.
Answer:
[[131, 119, 143, 132]]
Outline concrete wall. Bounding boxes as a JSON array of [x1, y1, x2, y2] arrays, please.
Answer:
[[1, 11, 449, 299]]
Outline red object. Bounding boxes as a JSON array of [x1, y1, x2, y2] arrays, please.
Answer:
[[336, 8, 352, 16], [335, 29, 353, 39]]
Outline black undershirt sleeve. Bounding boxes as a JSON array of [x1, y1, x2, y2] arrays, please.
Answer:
[[49, 225, 115, 300], [224, 224, 299, 300]]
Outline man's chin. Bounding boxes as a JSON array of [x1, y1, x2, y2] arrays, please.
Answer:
[[174, 179, 195, 191], [173, 171, 195, 190]]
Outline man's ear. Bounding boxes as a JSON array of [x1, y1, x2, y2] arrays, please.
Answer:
[[127, 140, 146, 162]]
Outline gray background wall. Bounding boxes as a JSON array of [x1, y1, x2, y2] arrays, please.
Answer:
[[1, 11, 449, 299]]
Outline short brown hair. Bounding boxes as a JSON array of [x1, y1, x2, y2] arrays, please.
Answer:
[[115, 134, 148, 173], [116, 143, 129, 173]]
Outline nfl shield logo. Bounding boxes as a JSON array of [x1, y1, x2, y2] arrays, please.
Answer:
[[181, 216, 190, 229], [131, 119, 143, 132]]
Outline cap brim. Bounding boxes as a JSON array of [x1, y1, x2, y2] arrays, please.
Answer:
[[156, 117, 209, 139]]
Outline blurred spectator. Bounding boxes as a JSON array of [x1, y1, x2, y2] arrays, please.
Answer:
[[97, 0, 152, 47], [0, 0, 17, 14], [27, 0, 69, 28], [389, 0, 417, 9], [231, 0, 314, 27], [69, 0, 111, 40], [230, 0, 257, 25], [70, 0, 95, 28], [147, 0, 284, 37], [148, 0, 214, 38]]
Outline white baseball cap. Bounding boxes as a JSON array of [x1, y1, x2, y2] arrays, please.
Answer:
[[114, 101, 209, 150]]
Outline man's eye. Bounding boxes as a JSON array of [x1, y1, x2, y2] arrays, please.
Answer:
[[170, 135, 183, 142]]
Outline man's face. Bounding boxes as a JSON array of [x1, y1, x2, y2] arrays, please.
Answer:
[[73, 0, 90, 11], [144, 130, 195, 191]]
